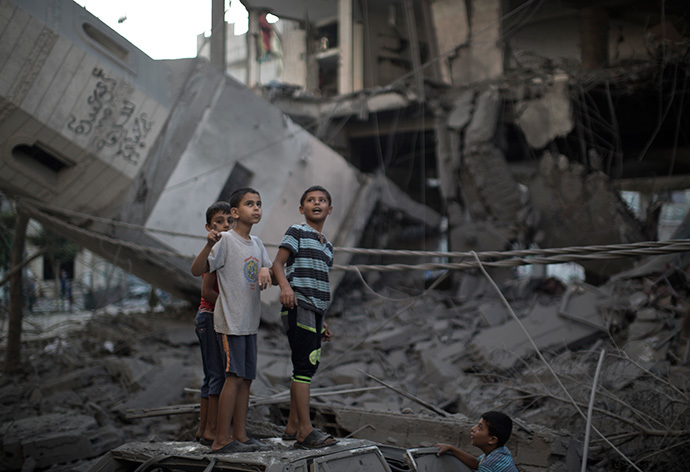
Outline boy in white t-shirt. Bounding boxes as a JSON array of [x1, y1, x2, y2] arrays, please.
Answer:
[[191, 187, 272, 454]]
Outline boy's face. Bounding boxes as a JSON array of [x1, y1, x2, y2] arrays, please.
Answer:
[[206, 211, 234, 232], [231, 192, 262, 225], [470, 418, 497, 449], [300, 190, 332, 223]]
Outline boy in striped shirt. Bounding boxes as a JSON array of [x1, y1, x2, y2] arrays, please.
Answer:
[[436, 411, 518, 471], [272, 185, 337, 449]]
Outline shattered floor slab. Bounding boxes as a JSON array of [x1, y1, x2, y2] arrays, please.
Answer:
[[467, 284, 612, 371]]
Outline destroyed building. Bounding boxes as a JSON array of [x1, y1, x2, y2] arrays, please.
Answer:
[[2, 0, 690, 471], [228, 0, 690, 285]]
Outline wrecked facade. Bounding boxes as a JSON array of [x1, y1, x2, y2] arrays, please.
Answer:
[[233, 0, 690, 284], [0, 0, 439, 304]]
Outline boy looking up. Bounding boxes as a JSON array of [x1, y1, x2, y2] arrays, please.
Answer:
[[191, 188, 272, 454], [193, 201, 233, 446], [436, 411, 518, 471], [272, 185, 336, 449]]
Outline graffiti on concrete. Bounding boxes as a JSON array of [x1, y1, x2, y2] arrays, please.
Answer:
[[67, 68, 153, 164]]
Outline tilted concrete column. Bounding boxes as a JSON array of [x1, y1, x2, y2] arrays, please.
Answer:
[[338, 0, 353, 95], [247, 9, 260, 87], [210, 0, 226, 71], [580, 6, 608, 70]]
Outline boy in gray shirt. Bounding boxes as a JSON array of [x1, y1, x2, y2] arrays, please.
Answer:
[[192, 188, 272, 453]]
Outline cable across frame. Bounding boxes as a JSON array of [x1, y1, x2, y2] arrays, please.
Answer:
[[21, 200, 690, 273]]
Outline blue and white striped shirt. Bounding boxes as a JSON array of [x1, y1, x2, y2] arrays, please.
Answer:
[[280, 223, 333, 314], [478, 446, 518, 472]]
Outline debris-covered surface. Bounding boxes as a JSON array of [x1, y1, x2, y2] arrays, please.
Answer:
[[2, 254, 690, 471]]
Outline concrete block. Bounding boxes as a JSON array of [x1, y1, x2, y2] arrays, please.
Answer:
[[260, 358, 291, 386], [421, 350, 460, 383], [42, 365, 110, 395], [22, 433, 94, 468], [447, 89, 475, 130], [0, 384, 22, 405], [160, 318, 198, 346], [118, 357, 198, 411], [89, 425, 125, 456], [477, 301, 510, 327], [366, 326, 418, 351], [1, 413, 99, 469], [465, 88, 500, 145], [433, 340, 467, 362], [512, 430, 554, 467], [456, 274, 489, 301], [387, 349, 408, 372], [468, 298, 607, 371], [516, 75, 573, 149], [44, 389, 83, 408], [103, 357, 154, 390], [433, 319, 451, 332], [635, 307, 659, 322], [629, 291, 649, 309], [329, 362, 369, 386]]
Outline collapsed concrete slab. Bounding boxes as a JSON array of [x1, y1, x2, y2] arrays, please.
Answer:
[[525, 152, 647, 282], [467, 283, 611, 371], [0, 0, 439, 305], [0, 413, 123, 470]]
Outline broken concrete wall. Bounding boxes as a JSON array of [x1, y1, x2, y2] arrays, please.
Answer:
[[525, 151, 646, 281], [504, 1, 687, 69], [321, 405, 564, 470], [434, 85, 528, 282], [429, 0, 503, 86], [515, 73, 573, 149]]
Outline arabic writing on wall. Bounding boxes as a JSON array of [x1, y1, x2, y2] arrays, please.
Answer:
[[67, 68, 153, 164]]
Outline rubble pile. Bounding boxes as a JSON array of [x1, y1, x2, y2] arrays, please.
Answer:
[[2, 256, 690, 471], [0, 308, 205, 471]]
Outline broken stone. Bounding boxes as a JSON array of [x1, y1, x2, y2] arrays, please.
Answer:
[[421, 350, 459, 384], [477, 300, 511, 327], [465, 88, 501, 145], [468, 291, 609, 371], [515, 74, 573, 149], [447, 89, 475, 130], [366, 326, 420, 351]]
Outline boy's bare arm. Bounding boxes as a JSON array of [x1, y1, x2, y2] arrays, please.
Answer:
[[271, 247, 297, 308], [191, 231, 221, 276], [435, 444, 479, 470], [201, 272, 218, 304]]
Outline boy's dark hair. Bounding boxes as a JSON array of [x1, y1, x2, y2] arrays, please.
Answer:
[[206, 201, 232, 224], [300, 185, 332, 206], [481, 411, 513, 447], [229, 187, 260, 208]]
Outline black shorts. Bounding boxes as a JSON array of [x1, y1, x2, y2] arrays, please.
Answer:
[[281, 305, 323, 383]]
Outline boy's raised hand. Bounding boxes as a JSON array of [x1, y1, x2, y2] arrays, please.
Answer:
[[206, 229, 222, 246]]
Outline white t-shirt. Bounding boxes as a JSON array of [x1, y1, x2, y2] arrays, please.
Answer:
[[207, 230, 272, 335]]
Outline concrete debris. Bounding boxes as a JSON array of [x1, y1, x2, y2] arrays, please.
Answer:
[[2, 253, 690, 471], [447, 90, 475, 131], [526, 152, 647, 281], [515, 74, 573, 149], [465, 89, 501, 146]]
